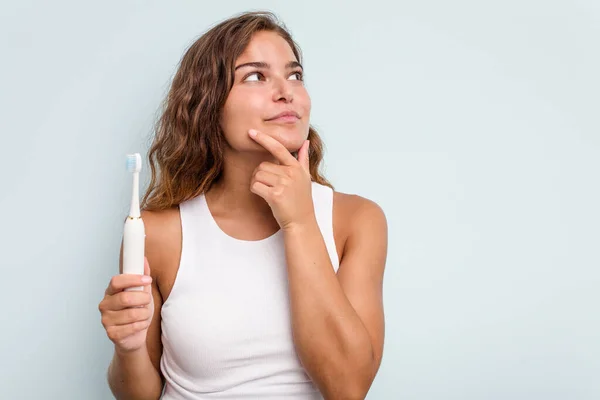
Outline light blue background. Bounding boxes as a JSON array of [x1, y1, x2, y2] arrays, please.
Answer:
[[1, 1, 599, 399]]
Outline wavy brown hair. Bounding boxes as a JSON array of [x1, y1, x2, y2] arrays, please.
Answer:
[[141, 11, 332, 211]]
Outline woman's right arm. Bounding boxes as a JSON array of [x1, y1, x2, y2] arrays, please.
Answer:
[[105, 274, 164, 399], [100, 211, 166, 400]]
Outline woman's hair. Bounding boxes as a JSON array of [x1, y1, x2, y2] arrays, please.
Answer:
[[141, 11, 332, 211]]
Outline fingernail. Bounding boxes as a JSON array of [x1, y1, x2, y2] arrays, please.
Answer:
[[248, 129, 257, 137], [141, 276, 152, 283]]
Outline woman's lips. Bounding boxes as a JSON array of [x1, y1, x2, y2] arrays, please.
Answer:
[[266, 111, 300, 124], [267, 115, 300, 123]]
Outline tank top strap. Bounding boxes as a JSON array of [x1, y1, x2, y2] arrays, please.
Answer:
[[310, 181, 340, 272]]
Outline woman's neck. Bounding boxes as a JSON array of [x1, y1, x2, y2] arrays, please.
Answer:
[[206, 150, 277, 217]]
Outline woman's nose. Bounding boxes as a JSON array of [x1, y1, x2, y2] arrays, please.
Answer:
[[272, 78, 294, 103]]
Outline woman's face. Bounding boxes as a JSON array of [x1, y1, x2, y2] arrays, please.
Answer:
[[220, 30, 311, 155]]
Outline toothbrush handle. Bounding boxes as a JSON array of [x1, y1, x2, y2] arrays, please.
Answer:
[[122, 216, 146, 291]]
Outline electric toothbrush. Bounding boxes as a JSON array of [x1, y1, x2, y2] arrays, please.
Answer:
[[123, 153, 145, 291]]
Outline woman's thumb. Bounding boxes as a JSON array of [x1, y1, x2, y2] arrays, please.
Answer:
[[144, 256, 151, 277], [143, 257, 153, 294]]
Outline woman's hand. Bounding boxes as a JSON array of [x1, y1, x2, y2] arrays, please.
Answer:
[[98, 257, 154, 354], [248, 129, 315, 231]]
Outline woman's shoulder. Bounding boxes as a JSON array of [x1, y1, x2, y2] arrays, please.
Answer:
[[332, 190, 387, 256], [140, 206, 181, 241], [333, 190, 386, 223], [313, 181, 384, 213], [140, 206, 182, 280]]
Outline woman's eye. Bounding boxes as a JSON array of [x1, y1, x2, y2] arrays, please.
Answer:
[[244, 72, 263, 82], [242, 71, 303, 82], [289, 71, 303, 81]]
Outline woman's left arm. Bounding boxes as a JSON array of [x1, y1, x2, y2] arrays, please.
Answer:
[[283, 196, 387, 400], [247, 129, 388, 400]]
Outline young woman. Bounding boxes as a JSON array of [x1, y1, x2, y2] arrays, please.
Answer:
[[98, 11, 388, 400]]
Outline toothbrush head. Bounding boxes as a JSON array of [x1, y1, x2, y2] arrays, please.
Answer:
[[126, 153, 142, 173]]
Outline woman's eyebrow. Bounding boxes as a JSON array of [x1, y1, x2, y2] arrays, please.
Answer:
[[235, 61, 303, 71]]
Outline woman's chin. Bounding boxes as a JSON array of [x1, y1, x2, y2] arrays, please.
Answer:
[[261, 126, 308, 151]]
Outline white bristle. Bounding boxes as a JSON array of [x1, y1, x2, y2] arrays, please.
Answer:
[[126, 153, 142, 173]]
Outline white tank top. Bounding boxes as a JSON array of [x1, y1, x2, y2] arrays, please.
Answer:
[[159, 182, 340, 399]]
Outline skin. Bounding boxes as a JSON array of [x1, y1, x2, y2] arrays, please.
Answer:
[[99, 30, 387, 400]]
